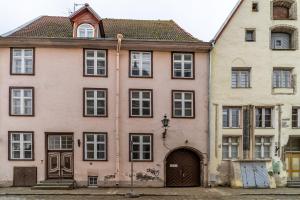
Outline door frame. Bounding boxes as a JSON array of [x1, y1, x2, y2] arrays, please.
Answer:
[[164, 146, 204, 187], [45, 132, 74, 180], [285, 152, 300, 181]]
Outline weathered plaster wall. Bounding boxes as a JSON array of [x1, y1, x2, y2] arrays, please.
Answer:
[[0, 47, 209, 187], [210, 0, 300, 186]]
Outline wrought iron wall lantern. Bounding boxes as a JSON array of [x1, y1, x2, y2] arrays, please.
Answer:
[[161, 114, 170, 139]]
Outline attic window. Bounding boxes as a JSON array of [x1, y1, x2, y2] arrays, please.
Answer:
[[252, 2, 259, 12], [77, 23, 95, 38]]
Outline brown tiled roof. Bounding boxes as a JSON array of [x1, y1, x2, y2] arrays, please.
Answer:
[[7, 16, 200, 42]]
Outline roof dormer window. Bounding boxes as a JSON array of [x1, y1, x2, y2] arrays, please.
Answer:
[[77, 23, 95, 38]]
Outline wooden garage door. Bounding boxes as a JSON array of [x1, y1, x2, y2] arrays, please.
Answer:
[[166, 149, 201, 187], [13, 167, 37, 187]]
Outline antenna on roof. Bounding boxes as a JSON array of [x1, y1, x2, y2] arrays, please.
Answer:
[[73, 2, 85, 13]]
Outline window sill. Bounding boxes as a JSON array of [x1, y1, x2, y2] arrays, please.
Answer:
[[231, 87, 252, 89], [9, 159, 34, 161], [83, 74, 108, 78], [271, 48, 297, 51], [172, 77, 195, 80], [255, 128, 275, 129], [10, 73, 35, 76], [172, 116, 195, 119], [129, 160, 153, 162], [129, 76, 153, 79], [83, 159, 108, 162], [223, 128, 242, 130], [83, 115, 108, 118], [129, 116, 153, 118], [9, 114, 34, 117], [272, 87, 294, 95]]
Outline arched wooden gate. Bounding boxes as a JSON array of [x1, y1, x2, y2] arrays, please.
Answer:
[[166, 148, 201, 187]]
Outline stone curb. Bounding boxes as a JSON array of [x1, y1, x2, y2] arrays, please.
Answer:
[[0, 193, 181, 197], [241, 193, 300, 196]]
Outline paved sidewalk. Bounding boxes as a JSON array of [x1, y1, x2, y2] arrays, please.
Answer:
[[0, 187, 300, 197]]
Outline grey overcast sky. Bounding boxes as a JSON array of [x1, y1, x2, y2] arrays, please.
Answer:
[[0, 0, 239, 42]]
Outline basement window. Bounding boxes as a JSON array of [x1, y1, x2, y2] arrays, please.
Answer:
[[88, 176, 98, 187]]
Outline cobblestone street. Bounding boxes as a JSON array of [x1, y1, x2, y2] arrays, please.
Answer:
[[0, 188, 300, 200]]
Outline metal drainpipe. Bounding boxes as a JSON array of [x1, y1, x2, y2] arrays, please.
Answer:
[[115, 34, 123, 186], [207, 41, 215, 186], [277, 104, 283, 159]]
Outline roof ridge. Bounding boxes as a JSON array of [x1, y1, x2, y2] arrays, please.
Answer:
[[103, 17, 172, 22]]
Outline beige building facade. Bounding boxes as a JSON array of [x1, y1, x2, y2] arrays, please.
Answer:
[[0, 4, 210, 188], [210, 0, 300, 188]]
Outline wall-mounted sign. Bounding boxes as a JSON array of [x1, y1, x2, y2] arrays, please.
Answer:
[[169, 164, 178, 168]]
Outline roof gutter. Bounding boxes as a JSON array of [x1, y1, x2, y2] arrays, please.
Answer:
[[0, 37, 211, 52]]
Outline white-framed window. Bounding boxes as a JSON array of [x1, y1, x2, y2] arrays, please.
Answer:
[[84, 89, 107, 117], [223, 107, 241, 128], [84, 50, 107, 76], [130, 51, 152, 77], [11, 48, 34, 74], [222, 136, 239, 160], [292, 107, 300, 128], [130, 134, 152, 161], [130, 90, 152, 117], [232, 69, 250, 88], [48, 135, 73, 150], [256, 107, 273, 128], [255, 136, 272, 159], [77, 23, 95, 38], [10, 87, 33, 116], [10, 132, 33, 160], [88, 176, 98, 187], [172, 91, 194, 118], [84, 133, 107, 160], [273, 69, 292, 88], [172, 53, 194, 78]]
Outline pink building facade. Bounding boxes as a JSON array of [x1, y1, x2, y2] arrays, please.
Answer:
[[0, 4, 210, 187]]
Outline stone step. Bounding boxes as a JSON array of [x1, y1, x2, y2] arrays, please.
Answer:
[[287, 185, 300, 188], [32, 179, 76, 190], [32, 185, 73, 190], [40, 179, 75, 184]]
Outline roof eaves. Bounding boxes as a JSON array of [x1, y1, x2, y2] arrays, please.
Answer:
[[212, 0, 244, 43], [1, 15, 44, 37]]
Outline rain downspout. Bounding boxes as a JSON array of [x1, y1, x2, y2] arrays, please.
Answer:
[[115, 34, 123, 186]]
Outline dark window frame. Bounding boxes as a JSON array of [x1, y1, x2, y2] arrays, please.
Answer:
[[129, 133, 153, 162], [83, 132, 108, 161], [83, 49, 108, 77], [10, 47, 35, 76], [9, 86, 35, 117], [171, 90, 195, 119], [245, 29, 256, 42], [129, 89, 153, 118], [83, 88, 108, 118], [8, 131, 34, 161], [129, 50, 153, 78], [171, 52, 195, 80]]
